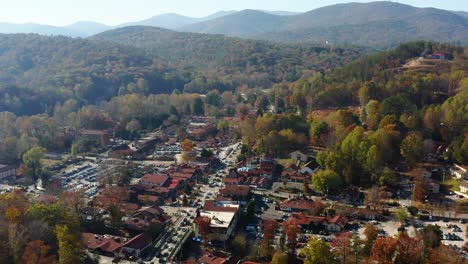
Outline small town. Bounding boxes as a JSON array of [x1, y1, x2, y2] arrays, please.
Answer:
[[0, 1, 467, 264], [1, 107, 468, 264]]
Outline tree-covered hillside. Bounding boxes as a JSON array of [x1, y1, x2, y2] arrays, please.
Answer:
[[0, 34, 187, 115], [92, 26, 368, 89]]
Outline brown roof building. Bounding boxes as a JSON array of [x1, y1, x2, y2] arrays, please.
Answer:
[[279, 198, 315, 212]]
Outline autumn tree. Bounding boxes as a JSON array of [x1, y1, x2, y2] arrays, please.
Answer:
[[400, 132, 423, 168], [369, 237, 397, 264], [427, 245, 461, 264], [363, 223, 378, 256], [196, 216, 211, 246], [331, 231, 352, 264], [396, 207, 408, 223], [231, 234, 247, 257], [56, 225, 80, 264], [22, 240, 57, 264], [395, 234, 424, 264], [181, 139, 196, 163], [303, 237, 334, 264], [22, 146, 47, 183], [312, 169, 342, 193], [422, 225, 442, 251], [283, 221, 299, 253], [270, 251, 288, 264]]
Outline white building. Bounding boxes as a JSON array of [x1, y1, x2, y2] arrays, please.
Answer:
[[451, 164, 468, 180], [195, 200, 239, 242]]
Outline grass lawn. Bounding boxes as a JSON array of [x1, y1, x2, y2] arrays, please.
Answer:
[[442, 177, 461, 192]]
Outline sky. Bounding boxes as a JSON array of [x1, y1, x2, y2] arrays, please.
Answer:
[[1, 0, 467, 26]]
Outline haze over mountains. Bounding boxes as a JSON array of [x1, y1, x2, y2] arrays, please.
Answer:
[[0, 1, 467, 47], [0, 9, 300, 37]]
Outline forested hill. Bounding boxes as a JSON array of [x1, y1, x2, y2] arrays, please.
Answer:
[[0, 33, 185, 115], [91, 26, 369, 86], [0, 32, 368, 116], [181, 2, 468, 48]]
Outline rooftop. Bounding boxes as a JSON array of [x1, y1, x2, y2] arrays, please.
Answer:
[[199, 210, 237, 229], [140, 174, 168, 185]]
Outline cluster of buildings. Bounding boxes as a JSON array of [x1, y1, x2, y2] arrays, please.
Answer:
[[223, 157, 277, 189]]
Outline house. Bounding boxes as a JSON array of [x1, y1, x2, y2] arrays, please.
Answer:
[[0, 164, 16, 180], [82, 233, 126, 257], [429, 53, 445, 59], [78, 129, 110, 146], [124, 205, 169, 233], [460, 181, 468, 194], [284, 212, 348, 232], [140, 174, 169, 187], [218, 185, 251, 201], [120, 233, 153, 259], [198, 251, 230, 264], [452, 164, 468, 179], [137, 194, 161, 205], [194, 200, 240, 242], [81, 232, 153, 259], [325, 215, 348, 232], [279, 198, 314, 212], [290, 151, 308, 162], [281, 171, 310, 183]]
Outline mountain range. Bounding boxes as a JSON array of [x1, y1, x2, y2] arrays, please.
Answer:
[[0, 9, 300, 37], [181, 2, 468, 47], [0, 2, 466, 47]]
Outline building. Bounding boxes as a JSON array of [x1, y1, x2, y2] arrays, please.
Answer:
[[140, 174, 169, 187], [279, 198, 315, 212], [125, 205, 169, 233], [198, 252, 232, 264], [82, 233, 126, 257], [0, 164, 16, 180], [120, 233, 153, 259], [78, 129, 110, 146], [218, 185, 251, 201], [460, 181, 468, 194], [284, 212, 348, 232], [290, 151, 308, 162], [281, 171, 310, 183], [82, 233, 152, 259], [325, 215, 348, 232], [452, 164, 468, 180], [299, 160, 319, 175], [194, 200, 240, 242]]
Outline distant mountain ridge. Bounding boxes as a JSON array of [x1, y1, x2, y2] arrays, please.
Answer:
[[0, 9, 297, 37], [181, 2, 468, 47], [0, 1, 466, 47]]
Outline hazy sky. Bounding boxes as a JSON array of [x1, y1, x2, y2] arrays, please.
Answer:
[[1, 0, 467, 26]]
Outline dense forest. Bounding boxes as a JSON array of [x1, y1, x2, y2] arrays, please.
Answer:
[[92, 26, 368, 90], [0, 32, 368, 116]]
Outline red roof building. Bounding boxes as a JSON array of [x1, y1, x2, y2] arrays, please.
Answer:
[[82, 233, 125, 256], [280, 198, 315, 212], [219, 185, 250, 198], [198, 252, 230, 264], [140, 174, 169, 187]]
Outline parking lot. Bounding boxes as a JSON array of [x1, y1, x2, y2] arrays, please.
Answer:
[[357, 219, 467, 248]]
